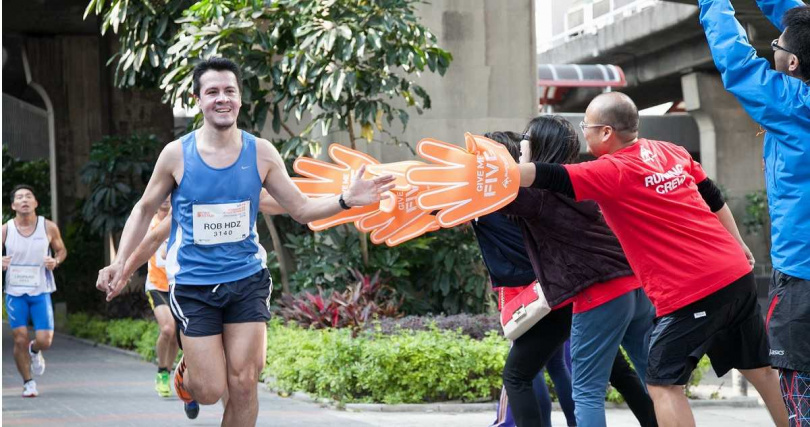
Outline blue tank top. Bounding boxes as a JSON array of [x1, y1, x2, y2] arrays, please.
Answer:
[[165, 130, 267, 285]]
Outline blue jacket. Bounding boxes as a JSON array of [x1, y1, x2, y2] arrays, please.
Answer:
[[471, 212, 536, 288], [699, 0, 810, 279]]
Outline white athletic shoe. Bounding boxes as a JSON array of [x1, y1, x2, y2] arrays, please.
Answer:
[[22, 380, 38, 398], [29, 341, 45, 376]]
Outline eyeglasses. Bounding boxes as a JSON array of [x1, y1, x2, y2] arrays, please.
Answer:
[[771, 39, 793, 54], [579, 121, 612, 132]]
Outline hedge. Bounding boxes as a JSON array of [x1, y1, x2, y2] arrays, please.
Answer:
[[264, 319, 508, 404], [66, 313, 161, 362], [63, 314, 710, 405]]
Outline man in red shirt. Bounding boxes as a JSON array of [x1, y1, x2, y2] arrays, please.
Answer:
[[517, 92, 788, 427]]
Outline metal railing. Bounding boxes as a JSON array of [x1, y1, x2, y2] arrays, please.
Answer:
[[539, 0, 660, 52]]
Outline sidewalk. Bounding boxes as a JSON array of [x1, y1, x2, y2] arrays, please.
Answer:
[[2, 322, 775, 426]]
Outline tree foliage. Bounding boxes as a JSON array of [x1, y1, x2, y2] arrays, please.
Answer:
[[85, 0, 452, 156]]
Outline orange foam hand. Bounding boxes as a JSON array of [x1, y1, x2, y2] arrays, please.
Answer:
[[292, 144, 381, 230], [292, 144, 413, 231], [356, 164, 440, 246], [406, 133, 519, 228]]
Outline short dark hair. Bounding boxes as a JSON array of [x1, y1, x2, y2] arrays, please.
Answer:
[[483, 131, 522, 162], [10, 184, 36, 203], [192, 57, 243, 97], [783, 5, 810, 81]]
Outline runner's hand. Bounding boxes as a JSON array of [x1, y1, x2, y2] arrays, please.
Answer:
[[44, 256, 57, 271], [2, 256, 11, 271], [342, 164, 396, 207], [406, 133, 519, 228], [356, 178, 440, 246], [96, 263, 128, 302]]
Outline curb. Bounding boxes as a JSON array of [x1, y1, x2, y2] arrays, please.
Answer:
[[55, 331, 147, 362], [265, 380, 764, 413]]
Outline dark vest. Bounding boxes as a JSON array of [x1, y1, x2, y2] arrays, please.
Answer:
[[500, 188, 634, 307]]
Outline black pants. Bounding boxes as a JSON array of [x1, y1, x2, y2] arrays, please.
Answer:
[[503, 305, 657, 427], [610, 352, 658, 427], [503, 306, 572, 427]]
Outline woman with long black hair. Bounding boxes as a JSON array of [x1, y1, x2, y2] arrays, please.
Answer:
[[479, 119, 656, 427]]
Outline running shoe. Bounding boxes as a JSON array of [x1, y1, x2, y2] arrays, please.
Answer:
[[155, 371, 172, 397], [22, 380, 38, 398], [173, 356, 199, 419], [184, 401, 200, 419], [28, 341, 45, 376]]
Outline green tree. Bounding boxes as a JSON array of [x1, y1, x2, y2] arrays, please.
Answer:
[[79, 134, 163, 237], [85, 0, 452, 293]]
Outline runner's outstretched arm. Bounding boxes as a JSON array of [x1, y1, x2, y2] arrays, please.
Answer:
[[256, 139, 395, 224]]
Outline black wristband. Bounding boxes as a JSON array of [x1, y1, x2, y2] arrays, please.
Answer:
[[338, 193, 351, 210]]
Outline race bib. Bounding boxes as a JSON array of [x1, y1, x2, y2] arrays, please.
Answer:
[[6, 265, 42, 289], [192, 200, 251, 246]]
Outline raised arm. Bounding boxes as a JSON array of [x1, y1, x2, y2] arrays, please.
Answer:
[[756, 0, 804, 30], [698, 0, 807, 139]]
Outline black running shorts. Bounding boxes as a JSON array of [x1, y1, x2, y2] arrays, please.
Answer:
[[646, 272, 770, 385], [146, 290, 170, 310], [169, 269, 273, 337], [767, 270, 810, 372]]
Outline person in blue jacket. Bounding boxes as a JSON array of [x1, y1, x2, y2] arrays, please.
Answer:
[[698, 1, 810, 424]]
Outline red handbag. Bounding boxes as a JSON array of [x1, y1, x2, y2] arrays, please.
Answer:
[[499, 281, 552, 340]]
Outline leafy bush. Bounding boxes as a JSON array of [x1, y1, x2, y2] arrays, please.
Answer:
[[66, 313, 108, 343], [264, 319, 508, 404], [66, 313, 162, 362], [284, 225, 490, 315], [279, 269, 402, 330], [52, 218, 106, 314], [79, 133, 162, 236], [364, 313, 500, 340], [2, 146, 52, 223], [106, 319, 152, 349], [743, 190, 768, 235], [135, 322, 161, 362]]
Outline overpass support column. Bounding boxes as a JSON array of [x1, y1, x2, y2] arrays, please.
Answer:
[[681, 72, 769, 273]]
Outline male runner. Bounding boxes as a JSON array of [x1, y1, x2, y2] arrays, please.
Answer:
[[698, 1, 810, 423], [3, 185, 67, 397], [116, 190, 283, 402], [143, 197, 178, 397], [96, 57, 394, 424], [516, 92, 788, 427]]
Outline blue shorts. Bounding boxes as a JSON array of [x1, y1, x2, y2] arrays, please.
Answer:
[[5, 293, 54, 331]]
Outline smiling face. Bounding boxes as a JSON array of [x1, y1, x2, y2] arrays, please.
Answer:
[[195, 70, 242, 130], [11, 188, 38, 215]]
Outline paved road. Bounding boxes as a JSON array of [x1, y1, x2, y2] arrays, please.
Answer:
[[2, 322, 775, 426]]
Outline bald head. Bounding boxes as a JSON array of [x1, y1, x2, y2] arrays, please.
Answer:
[[586, 92, 639, 138]]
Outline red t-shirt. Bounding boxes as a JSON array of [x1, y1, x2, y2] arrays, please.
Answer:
[[564, 139, 752, 317], [572, 275, 639, 314]]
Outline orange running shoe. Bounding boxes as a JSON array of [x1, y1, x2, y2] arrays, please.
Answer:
[[173, 356, 199, 419]]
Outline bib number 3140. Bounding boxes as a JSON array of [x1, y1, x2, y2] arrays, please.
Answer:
[[192, 200, 251, 246]]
